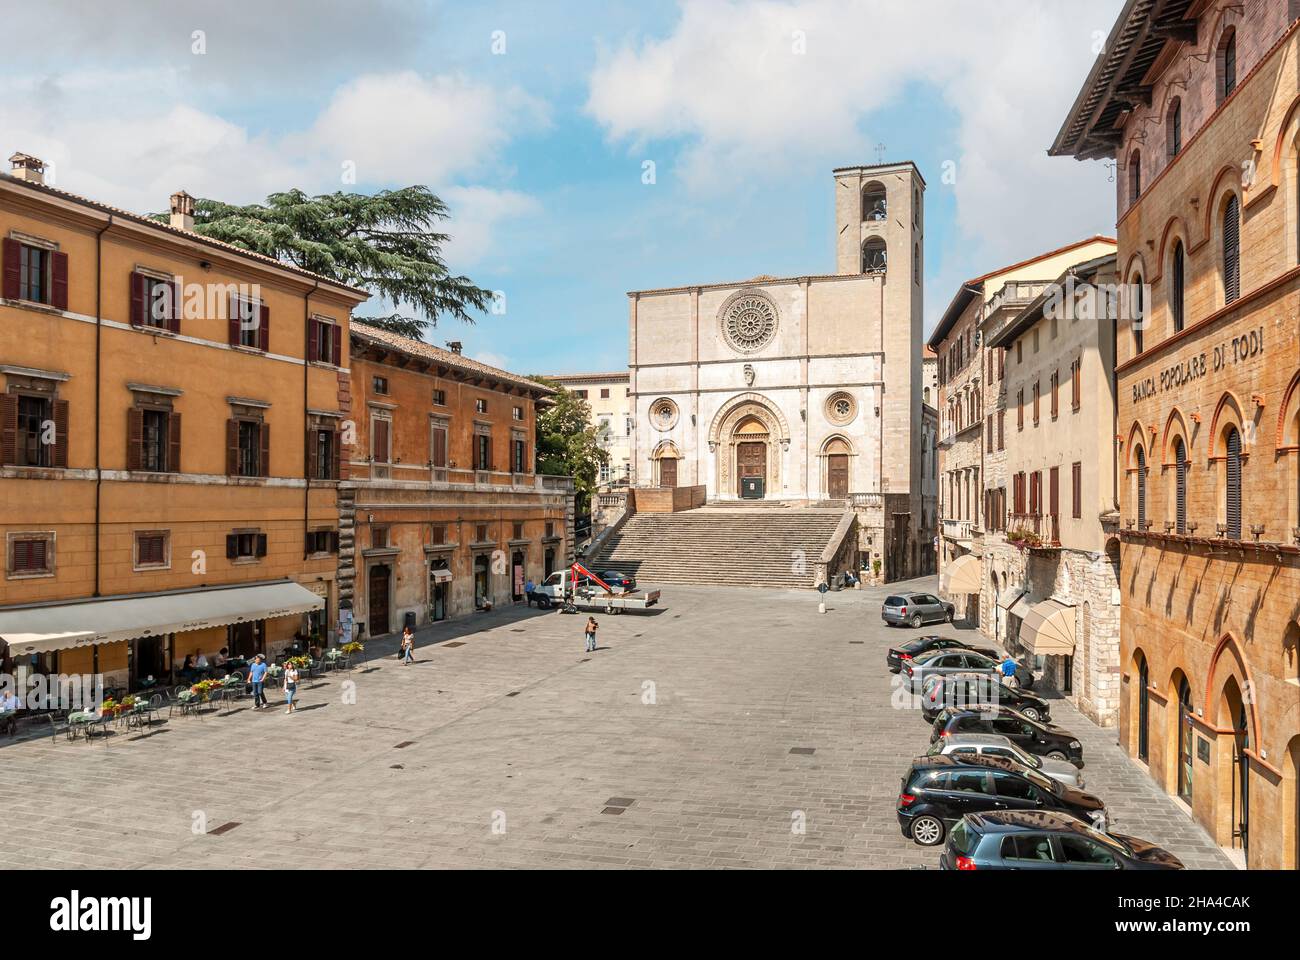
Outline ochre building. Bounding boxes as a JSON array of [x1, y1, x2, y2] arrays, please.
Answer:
[[1053, 0, 1300, 869]]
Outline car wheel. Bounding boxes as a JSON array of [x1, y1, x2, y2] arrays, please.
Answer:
[[1046, 749, 1068, 761], [945, 608, 954, 623], [910, 815, 945, 846], [1021, 707, 1041, 722], [910, 613, 923, 629]]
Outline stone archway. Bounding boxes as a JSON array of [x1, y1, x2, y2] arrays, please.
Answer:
[[708, 393, 791, 499]]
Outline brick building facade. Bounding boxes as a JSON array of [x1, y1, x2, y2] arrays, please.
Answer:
[[1053, 0, 1300, 869]]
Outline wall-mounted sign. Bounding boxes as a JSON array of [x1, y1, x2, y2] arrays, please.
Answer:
[[1197, 737, 1211, 764], [1131, 326, 1264, 403]]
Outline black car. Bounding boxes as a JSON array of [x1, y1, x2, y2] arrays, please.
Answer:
[[932, 705, 1084, 766], [921, 673, 1052, 723], [886, 635, 999, 673], [600, 571, 636, 591], [896, 754, 1106, 846], [939, 811, 1184, 870]]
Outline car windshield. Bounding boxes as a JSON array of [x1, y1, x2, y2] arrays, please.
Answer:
[[543, 573, 561, 585], [1070, 822, 1132, 856], [964, 652, 996, 667]]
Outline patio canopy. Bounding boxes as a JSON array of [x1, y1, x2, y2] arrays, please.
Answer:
[[997, 587, 1026, 610], [0, 580, 323, 657], [939, 554, 981, 595], [1019, 599, 1076, 656]]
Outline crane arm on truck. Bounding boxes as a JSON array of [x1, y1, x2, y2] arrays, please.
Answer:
[[569, 561, 614, 594]]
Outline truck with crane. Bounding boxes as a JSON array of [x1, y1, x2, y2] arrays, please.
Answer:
[[534, 561, 662, 614]]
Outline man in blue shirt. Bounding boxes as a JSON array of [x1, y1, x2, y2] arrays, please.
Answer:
[[248, 654, 269, 710], [1000, 656, 1019, 683]]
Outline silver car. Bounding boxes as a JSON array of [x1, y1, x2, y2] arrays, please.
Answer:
[[926, 733, 1085, 790], [900, 647, 1001, 692], [881, 593, 955, 628]]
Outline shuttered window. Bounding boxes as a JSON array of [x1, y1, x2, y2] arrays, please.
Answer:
[[1032, 381, 1040, 425], [135, 532, 168, 568], [1072, 462, 1082, 519], [1071, 359, 1082, 411], [997, 409, 1005, 450], [372, 418, 390, 464], [1223, 195, 1241, 305], [1171, 241, 1186, 332], [1017, 389, 1024, 430], [1050, 371, 1059, 419], [11, 536, 51, 574], [1136, 447, 1147, 530], [1225, 427, 1242, 539], [1133, 279, 1145, 355], [431, 424, 448, 468], [1174, 438, 1187, 534], [1049, 465, 1059, 519]]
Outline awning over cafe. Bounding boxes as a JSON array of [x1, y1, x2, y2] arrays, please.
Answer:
[[1019, 599, 1076, 656], [939, 554, 981, 595], [0, 580, 323, 658], [1007, 596, 1033, 622]]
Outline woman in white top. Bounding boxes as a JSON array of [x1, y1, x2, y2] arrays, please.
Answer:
[[283, 663, 300, 714]]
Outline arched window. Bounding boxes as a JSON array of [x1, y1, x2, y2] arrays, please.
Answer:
[[1132, 274, 1145, 355], [1174, 437, 1188, 533], [1129, 149, 1142, 204], [1225, 425, 1242, 538], [1218, 28, 1237, 104], [862, 182, 887, 222], [1136, 445, 1148, 530], [913, 243, 920, 285], [1137, 653, 1150, 762], [862, 237, 887, 273], [1170, 239, 1186, 332], [1223, 194, 1241, 304], [1167, 97, 1182, 158]]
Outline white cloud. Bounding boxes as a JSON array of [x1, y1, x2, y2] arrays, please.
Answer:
[[440, 186, 544, 266], [586, 0, 1124, 326]]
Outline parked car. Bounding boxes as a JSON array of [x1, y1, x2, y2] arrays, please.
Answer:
[[932, 705, 1084, 766], [921, 672, 1051, 723], [896, 754, 1106, 846], [886, 635, 999, 673], [926, 733, 1084, 789], [940, 811, 1184, 870], [901, 648, 1034, 692], [600, 571, 636, 591], [881, 593, 955, 628]]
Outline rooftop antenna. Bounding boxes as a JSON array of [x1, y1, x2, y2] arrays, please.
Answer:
[[875, 142, 887, 164]]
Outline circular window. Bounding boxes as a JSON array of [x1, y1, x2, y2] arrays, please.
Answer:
[[718, 290, 779, 354], [826, 391, 857, 425], [650, 397, 679, 431]]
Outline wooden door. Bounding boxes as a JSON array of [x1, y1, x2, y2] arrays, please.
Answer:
[[737, 442, 765, 495], [828, 454, 849, 499], [659, 457, 677, 488], [368, 564, 391, 636]]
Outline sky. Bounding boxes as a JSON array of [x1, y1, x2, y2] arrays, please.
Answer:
[[0, 0, 1125, 374]]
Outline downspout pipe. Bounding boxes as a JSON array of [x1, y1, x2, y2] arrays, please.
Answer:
[[93, 215, 113, 597], [304, 280, 320, 560]]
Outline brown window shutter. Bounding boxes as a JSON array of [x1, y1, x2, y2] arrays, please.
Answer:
[[330, 530, 339, 553], [130, 271, 147, 326], [256, 532, 268, 557], [226, 534, 238, 560], [52, 399, 68, 467], [168, 279, 182, 333], [259, 421, 270, 476], [0, 394, 17, 465], [307, 427, 319, 479], [1072, 462, 1082, 519], [1, 239, 19, 301], [51, 251, 69, 311], [374, 419, 389, 463], [126, 407, 144, 471], [228, 294, 240, 346], [168, 412, 181, 472], [226, 418, 239, 475], [258, 303, 270, 352], [308, 319, 319, 363], [332, 324, 342, 366], [432, 426, 447, 467], [330, 430, 340, 480]]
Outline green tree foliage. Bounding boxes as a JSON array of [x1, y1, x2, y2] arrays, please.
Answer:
[[156, 186, 490, 336], [530, 378, 609, 514]]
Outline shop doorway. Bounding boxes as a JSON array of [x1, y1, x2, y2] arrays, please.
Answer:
[[512, 551, 525, 602], [130, 635, 167, 689], [474, 554, 491, 609], [368, 564, 392, 636], [226, 621, 265, 660]]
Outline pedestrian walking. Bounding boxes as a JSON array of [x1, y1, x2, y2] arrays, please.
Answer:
[[400, 626, 415, 665], [584, 616, 599, 653], [283, 662, 300, 714], [525, 577, 536, 607], [249, 654, 269, 710]]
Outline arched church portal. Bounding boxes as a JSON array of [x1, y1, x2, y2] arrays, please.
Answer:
[[709, 394, 790, 500]]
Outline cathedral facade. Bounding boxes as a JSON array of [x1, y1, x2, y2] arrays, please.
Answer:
[[627, 162, 929, 579]]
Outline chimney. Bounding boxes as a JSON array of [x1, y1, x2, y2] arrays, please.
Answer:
[[8, 153, 46, 185], [169, 190, 195, 231], [446, 340, 463, 354]]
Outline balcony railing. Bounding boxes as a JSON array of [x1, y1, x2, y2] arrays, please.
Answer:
[[942, 519, 974, 542], [1008, 512, 1060, 547]]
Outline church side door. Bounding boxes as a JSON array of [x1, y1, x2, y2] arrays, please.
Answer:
[[828, 454, 849, 499]]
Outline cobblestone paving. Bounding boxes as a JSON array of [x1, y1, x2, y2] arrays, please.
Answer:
[[0, 578, 1233, 869]]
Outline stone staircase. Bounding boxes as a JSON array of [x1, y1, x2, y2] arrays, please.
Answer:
[[583, 506, 848, 589]]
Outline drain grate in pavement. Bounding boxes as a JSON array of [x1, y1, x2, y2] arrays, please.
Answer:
[[849, 640, 864, 645], [390, 764, 404, 770], [506, 691, 520, 697], [394, 741, 416, 749], [579, 658, 590, 663], [601, 806, 627, 815], [209, 821, 241, 836], [789, 747, 816, 756], [604, 797, 635, 808], [510, 629, 526, 633], [443, 641, 466, 648]]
